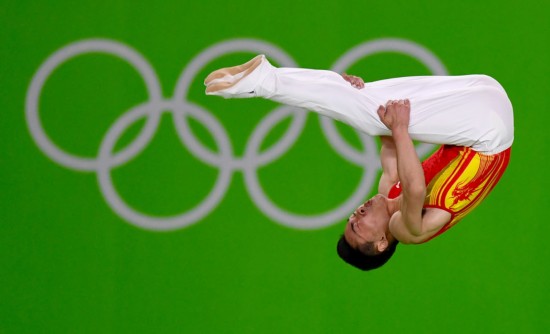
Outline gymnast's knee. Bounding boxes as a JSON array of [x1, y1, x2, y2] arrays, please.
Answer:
[[472, 75, 507, 94]]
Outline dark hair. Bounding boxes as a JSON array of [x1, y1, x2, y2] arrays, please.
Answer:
[[336, 235, 398, 271]]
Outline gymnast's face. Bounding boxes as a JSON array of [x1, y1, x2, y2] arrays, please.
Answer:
[[343, 194, 393, 253]]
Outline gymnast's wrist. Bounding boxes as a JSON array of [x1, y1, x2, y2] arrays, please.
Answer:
[[391, 125, 409, 138]]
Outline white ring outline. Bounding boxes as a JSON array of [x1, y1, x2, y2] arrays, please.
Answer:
[[243, 118, 379, 229], [329, 38, 449, 158], [97, 100, 233, 230], [25, 39, 163, 171], [172, 39, 305, 170]]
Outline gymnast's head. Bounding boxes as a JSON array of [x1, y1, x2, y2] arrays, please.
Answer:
[[336, 194, 398, 270]]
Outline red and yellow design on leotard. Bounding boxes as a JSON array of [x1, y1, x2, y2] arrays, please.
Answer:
[[389, 145, 511, 242]]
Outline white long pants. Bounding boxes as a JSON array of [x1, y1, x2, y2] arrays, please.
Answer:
[[252, 64, 514, 154]]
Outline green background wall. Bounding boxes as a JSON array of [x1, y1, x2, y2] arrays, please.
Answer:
[[2, 1, 549, 333]]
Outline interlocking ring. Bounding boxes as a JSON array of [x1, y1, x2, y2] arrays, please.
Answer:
[[26, 37, 447, 231]]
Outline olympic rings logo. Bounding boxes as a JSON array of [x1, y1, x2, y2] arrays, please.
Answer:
[[25, 38, 447, 231]]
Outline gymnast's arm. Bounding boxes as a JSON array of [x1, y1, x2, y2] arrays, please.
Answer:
[[378, 100, 447, 243], [341, 75, 398, 195], [341, 74, 398, 195], [378, 136, 398, 196]]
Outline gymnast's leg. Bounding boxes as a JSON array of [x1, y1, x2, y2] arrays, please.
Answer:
[[204, 54, 388, 136]]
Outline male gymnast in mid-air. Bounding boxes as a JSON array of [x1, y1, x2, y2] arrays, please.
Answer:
[[204, 55, 513, 270]]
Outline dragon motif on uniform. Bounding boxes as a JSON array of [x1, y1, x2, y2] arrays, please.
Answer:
[[450, 157, 495, 208]]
